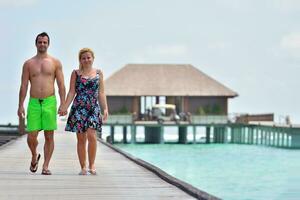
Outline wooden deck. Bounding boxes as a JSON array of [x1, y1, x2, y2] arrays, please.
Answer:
[[0, 123, 198, 200]]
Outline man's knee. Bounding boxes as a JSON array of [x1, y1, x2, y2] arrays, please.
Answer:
[[44, 131, 54, 142], [27, 132, 38, 140]]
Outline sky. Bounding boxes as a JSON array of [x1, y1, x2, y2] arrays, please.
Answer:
[[1, 0, 300, 124]]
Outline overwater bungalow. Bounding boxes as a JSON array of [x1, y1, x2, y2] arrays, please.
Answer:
[[103, 64, 300, 148], [105, 64, 238, 118]]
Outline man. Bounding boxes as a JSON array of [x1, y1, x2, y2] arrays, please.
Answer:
[[18, 32, 66, 175]]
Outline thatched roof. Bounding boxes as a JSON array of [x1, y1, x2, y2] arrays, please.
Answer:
[[105, 64, 238, 97]]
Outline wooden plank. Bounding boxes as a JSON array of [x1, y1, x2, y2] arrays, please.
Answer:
[[0, 122, 196, 200]]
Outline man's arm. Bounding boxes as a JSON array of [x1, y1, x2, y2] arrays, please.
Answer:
[[18, 62, 29, 118], [61, 70, 77, 113], [55, 60, 66, 115]]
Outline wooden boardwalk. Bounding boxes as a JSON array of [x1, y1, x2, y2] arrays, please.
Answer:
[[0, 123, 198, 200]]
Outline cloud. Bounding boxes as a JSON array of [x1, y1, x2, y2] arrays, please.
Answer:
[[281, 32, 300, 49], [280, 32, 300, 58], [272, 0, 300, 13], [0, 0, 38, 7]]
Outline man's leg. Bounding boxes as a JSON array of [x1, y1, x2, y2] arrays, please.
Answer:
[[43, 130, 54, 171], [27, 131, 39, 164]]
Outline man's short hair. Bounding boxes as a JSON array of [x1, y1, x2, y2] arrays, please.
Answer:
[[35, 32, 50, 45]]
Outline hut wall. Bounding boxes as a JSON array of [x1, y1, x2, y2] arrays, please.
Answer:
[[107, 96, 134, 114], [187, 97, 228, 115]]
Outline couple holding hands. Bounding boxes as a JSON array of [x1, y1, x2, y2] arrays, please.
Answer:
[[18, 32, 108, 175]]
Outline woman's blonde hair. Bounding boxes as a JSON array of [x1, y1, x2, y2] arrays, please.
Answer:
[[78, 48, 95, 70]]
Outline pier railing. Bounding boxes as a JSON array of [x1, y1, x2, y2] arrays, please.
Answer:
[[105, 114, 133, 124], [0, 124, 20, 135], [102, 116, 300, 149], [227, 123, 300, 149], [190, 115, 228, 124], [105, 114, 229, 124]]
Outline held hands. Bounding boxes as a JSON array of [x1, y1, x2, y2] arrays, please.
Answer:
[[58, 104, 68, 116]]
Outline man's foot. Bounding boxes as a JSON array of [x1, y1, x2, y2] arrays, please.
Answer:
[[29, 154, 41, 173], [41, 169, 52, 175]]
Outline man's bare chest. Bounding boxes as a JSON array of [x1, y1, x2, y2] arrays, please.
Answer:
[[29, 62, 55, 78]]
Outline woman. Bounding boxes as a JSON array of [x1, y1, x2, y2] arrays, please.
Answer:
[[62, 48, 108, 175]]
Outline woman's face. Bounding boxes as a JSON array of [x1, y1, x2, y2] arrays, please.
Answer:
[[80, 52, 94, 68]]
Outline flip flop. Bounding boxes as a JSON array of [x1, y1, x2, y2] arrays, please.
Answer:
[[29, 154, 41, 173], [78, 169, 87, 175], [41, 169, 52, 175], [88, 169, 97, 175]]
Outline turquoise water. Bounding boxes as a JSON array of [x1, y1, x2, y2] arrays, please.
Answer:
[[116, 144, 300, 200]]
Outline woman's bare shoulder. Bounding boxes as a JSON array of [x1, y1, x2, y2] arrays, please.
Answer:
[[96, 68, 104, 77]]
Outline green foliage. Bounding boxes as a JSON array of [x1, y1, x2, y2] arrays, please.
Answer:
[[196, 106, 206, 115], [211, 104, 222, 114], [196, 104, 223, 115], [111, 106, 130, 114], [204, 105, 211, 114]]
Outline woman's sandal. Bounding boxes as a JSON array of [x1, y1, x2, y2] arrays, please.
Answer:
[[41, 169, 52, 175], [78, 169, 87, 175], [29, 154, 41, 173], [88, 169, 97, 175]]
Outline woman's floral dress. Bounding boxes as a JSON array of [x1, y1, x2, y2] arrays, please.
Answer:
[[65, 70, 102, 133]]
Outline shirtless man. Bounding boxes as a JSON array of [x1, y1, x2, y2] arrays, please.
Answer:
[[18, 32, 66, 175]]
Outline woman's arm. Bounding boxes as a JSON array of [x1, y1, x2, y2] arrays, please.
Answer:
[[98, 69, 108, 122]]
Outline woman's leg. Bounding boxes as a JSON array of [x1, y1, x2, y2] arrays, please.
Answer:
[[76, 132, 87, 172], [87, 128, 97, 171]]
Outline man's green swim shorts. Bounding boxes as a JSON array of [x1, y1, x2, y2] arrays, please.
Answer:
[[26, 95, 57, 132]]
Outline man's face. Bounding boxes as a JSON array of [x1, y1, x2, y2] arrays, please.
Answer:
[[36, 36, 49, 53]]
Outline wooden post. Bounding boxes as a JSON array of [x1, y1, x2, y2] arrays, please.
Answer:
[[241, 127, 244, 143], [237, 127, 241, 143], [213, 127, 218, 143], [220, 127, 226, 143], [156, 96, 160, 104], [248, 127, 252, 144], [110, 126, 115, 144], [260, 128, 263, 145], [255, 128, 259, 144], [215, 127, 219, 143], [206, 126, 211, 144], [145, 126, 164, 144], [130, 125, 136, 144], [193, 126, 196, 144], [160, 126, 164, 144], [275, 129, 280, 147], [282, 132, 286, 147], [231, 127, 235, 143], [123, 126, 127, 144], [274, 129, 277, 147], [178, 126, 188, 144], [272, 129, 275, 146], [266, 128, 270, 146]]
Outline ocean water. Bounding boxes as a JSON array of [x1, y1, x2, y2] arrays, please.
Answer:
[[116, 143, 300, 200]]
